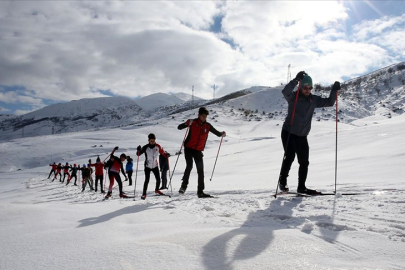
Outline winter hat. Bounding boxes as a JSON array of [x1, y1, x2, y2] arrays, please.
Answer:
[[120, 153, 127, 159], [148, 133, 156, 140], [82, 164, 86, 168], [66, 162, 69, 165], [301, 74, 313, 89], [74, 164, 77, 167], [199, 107, 209, 115], [96, 156, 100, 162]]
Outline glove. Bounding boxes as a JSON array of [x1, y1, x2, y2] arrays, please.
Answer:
[[114, 146, 119, 151], [137, 145, 141, 151], [332, 81, 341, 91], [165, 152, 171, 158], [295, 71, 307, 81], [222, 131, 226, 137]]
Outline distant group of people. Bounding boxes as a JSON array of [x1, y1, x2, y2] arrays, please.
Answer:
[[47, 72, 341, 200]]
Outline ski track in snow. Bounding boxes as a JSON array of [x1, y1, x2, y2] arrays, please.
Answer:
[[24, 175, 405, 244]]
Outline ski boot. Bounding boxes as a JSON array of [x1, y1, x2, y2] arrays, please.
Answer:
[[197, 192, 212, 198], [105, 192, 112, 199], [297, 186, 320, 195], [141, 195, 146, 200], [279, 183, 289, 192], [179, 186, 187, 194]]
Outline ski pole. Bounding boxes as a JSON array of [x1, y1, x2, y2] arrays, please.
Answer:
[[103, 147, 117, 163], [210, 136, 224, 181], [274, 81, 300, 198], [133, 154, 140, 200], [334, 89, 338, 194], [168, 125, 190, 194], [167, 156, 172, 193]]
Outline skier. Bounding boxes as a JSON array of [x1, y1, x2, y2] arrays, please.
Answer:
[[89, 157, 105, 193], [159, 151, 171, 190], [136, 133, 168, 200], [48, 162, 57, 179], [279, 71, 340, 195], [125, 156, 134, 186], [177, 107, 226, 198], [104, 147, 128, 199], [80, 164, 94, 192], [52, 163, 62, 182], [67, 164, 78, 186], [62, 162, 71, 183], [87, 159, 94, 189]]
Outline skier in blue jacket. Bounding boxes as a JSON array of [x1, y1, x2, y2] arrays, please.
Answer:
[[126, 156, 134, 186]]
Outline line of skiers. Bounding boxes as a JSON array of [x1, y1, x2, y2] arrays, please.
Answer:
[[47, 73, 341, 201], [46, 106, 226, 200]]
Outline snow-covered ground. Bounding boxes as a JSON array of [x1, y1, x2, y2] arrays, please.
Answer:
[[1, 105, 405, 270]]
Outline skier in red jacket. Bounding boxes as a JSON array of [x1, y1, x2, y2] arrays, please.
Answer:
[[52, 163, 62, 182], [62, 162, 71, 183], [48, 162, 57, 179], [90, 156, 105, 193], [104, 147, 128, 199], [177, 107, 226, 198]]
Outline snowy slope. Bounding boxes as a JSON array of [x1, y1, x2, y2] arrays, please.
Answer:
[[0, 104, 405, 270], [0, 97, 145, 140]]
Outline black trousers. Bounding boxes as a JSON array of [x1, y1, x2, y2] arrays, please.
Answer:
[[70, 174, 77, 184], [160, 169, 168, 188], [181, 147, 204, 193], [127, 170, 133, 185], [280, 129, 309, 188], [48, 169, 56, 179], [95, 175, 104, 191], [143, 167, 160, 196]]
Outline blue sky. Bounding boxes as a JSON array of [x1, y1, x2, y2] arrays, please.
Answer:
[[1, 0, 405, 115]]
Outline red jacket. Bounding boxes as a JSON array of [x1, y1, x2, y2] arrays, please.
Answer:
[[178, 118, 222, 151], [50, 164, 57, 170], [90, 162, 104, 176]]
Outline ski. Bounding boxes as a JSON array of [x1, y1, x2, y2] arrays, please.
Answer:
[[102, 195, 135, 200], [273, 191, 362, 198], [155, 194, 171, 198]]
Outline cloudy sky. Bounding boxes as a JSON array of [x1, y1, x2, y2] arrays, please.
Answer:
[[1, 1, 405, 115]]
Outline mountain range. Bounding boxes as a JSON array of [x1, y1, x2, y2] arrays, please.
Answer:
[[1, 61, 404, 141]]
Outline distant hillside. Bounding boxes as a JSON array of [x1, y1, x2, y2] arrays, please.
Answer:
[[0, 97, 145, 140], [135, 92, 205, 111]]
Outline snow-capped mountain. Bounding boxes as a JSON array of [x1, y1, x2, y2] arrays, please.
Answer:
[[1, 62, 404, 141]]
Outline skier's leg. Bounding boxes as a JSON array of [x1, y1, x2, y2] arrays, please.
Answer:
[[143, 168, 151, 196], [296, 136, 310, 189], [115, 173, 123, 194], [279, 129, 296, 187], [128, 171, 133, 185], [181, 148, 193, 189], [108, 173, 115, 193], [95, 176, 99, 192], [161, 169, 167, 188], [100, 175, 104, 192], [152, 167, 161, 191], [194, 151, 205, 194]]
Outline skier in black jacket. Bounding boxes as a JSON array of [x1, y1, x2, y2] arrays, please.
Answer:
[[279, 71, 340, 194]]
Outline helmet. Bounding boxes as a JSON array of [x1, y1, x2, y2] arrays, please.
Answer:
[[74, 164, 77, 167], [66, 162, 69, 165], [82, 164, 86, 168]]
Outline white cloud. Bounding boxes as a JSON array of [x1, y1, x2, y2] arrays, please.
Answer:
[[0, 0, 404, 109]]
